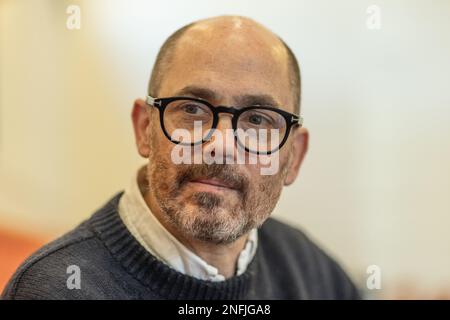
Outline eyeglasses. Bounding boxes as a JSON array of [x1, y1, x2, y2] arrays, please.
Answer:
[[146, 95, 303, 155]]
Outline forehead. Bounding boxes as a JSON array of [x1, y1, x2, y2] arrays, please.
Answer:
[[158, 23, 294, 112]]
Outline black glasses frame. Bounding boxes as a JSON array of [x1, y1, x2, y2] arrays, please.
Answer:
[[146, 95, 303, 155]]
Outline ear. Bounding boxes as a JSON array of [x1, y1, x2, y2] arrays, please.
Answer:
[[284, 127, 309, 186], [131, 98, 151, 158]]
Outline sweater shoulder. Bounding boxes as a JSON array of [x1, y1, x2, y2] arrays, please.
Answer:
[[1, 193, 125, 300], [259, 217, 322, 252], [259, 217, 329, 265], [258, 217, 360, 299], [1, 220, 97, 300]]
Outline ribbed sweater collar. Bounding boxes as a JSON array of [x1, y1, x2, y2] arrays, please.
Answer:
[[88, 193, 257, 300]]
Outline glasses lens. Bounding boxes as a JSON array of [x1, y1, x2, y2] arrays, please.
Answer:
[[163, 99, 214, 144], [236, 108, 287, 154]]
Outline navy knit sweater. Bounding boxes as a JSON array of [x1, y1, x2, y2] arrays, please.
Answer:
[[2, 193, 360, 300]]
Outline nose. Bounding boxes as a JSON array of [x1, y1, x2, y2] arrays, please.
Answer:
[[202, 113, 237, 163], [216, 112, 234, 131]]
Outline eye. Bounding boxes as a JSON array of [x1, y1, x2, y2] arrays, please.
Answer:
[[249, 114, 263, 125], [245, 111, 273, 126], [183, 104, 201, 114]]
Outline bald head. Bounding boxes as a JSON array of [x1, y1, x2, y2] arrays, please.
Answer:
[[148, 16, 301, 114]]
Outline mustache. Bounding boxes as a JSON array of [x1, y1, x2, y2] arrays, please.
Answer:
[[176, 163, 249, 193]]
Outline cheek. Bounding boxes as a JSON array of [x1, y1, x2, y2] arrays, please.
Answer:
[[246, 154, 290, 192], [245, 148, 291, 177], [148, 116, 173, 157], [150, 142, 177, 177], [148, 123, 180, 179], [275, 146, 292, 175]]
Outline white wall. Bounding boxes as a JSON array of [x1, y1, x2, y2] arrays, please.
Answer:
[[1, 0, 450, 297]]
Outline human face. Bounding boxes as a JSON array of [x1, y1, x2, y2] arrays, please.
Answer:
[[133, 18, 308, 244]]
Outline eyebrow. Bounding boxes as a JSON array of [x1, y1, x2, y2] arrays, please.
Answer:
[[174, 85, 280, 108]]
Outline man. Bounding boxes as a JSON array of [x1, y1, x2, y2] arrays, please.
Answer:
[[2, 15, 359, 299]]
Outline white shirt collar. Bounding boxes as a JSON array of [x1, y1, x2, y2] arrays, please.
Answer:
[[118, 167, 258, 282]]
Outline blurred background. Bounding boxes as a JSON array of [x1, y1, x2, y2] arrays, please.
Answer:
[[1, 0, 449, 298]]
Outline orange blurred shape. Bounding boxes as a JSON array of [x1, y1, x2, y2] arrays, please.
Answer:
[[0, 228, 46, 293]]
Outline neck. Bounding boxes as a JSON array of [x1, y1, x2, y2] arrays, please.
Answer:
[[161, 216, 248, 278]]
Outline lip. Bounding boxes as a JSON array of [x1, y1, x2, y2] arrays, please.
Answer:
[[189, 178, 236, 191]]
